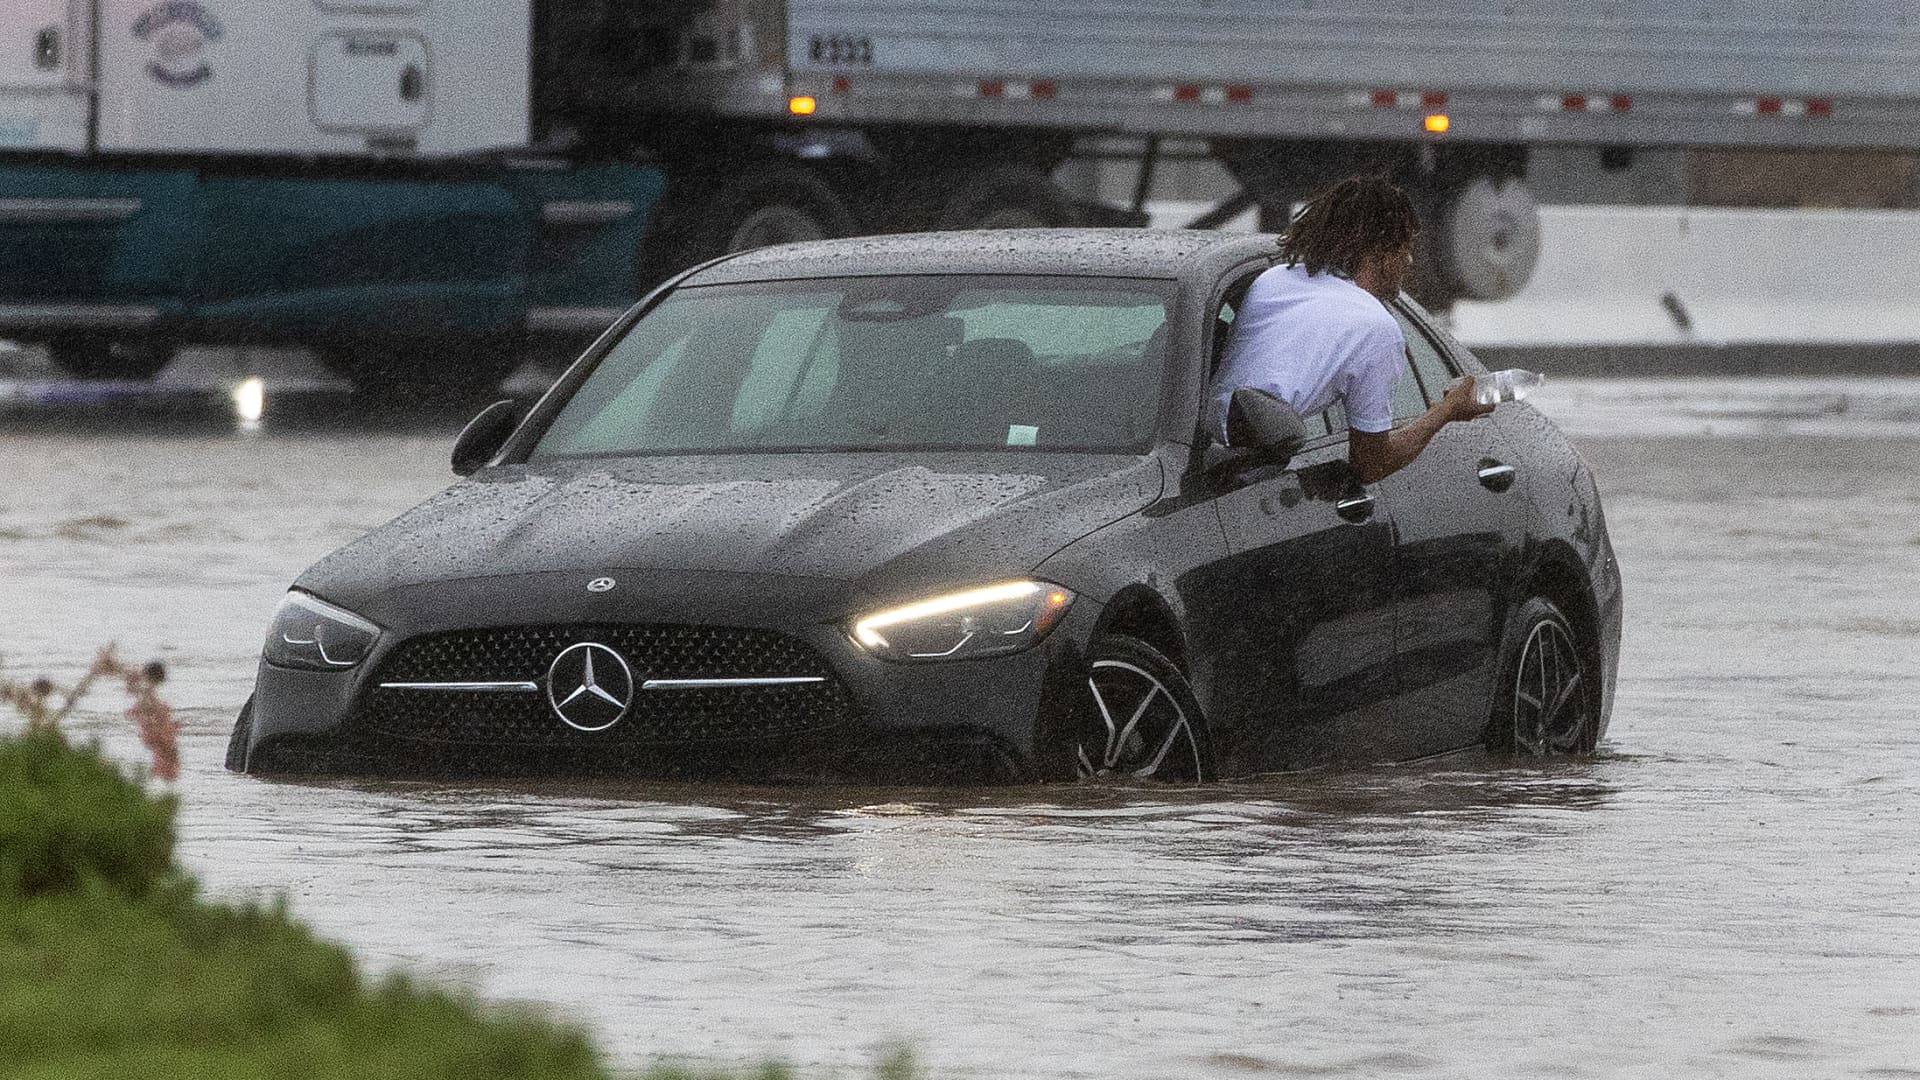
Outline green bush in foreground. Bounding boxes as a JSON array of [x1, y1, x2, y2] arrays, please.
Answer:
[[0, 732, 910, 1080], [0, 728, 176, 899]]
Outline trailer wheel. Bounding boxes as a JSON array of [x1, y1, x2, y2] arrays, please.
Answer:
[[640, 159, 857, 288], [48, 335, 175, 381], [937, 164, 1085, 230], [1417, 175, 1542, 304]]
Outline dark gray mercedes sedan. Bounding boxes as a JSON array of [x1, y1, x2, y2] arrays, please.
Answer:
[[228, 230, 1621, 783]]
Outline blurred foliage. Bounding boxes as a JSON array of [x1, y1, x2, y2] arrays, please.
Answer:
[[0, 729, 923, 1080], [0, 728, 176, 898]]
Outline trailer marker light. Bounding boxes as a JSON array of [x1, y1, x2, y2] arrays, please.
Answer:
[[788, 96, 818, 116], [1424, 113, 1451, 133]]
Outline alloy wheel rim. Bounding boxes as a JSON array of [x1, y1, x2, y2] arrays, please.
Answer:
[[1512, 619, 1588, 755], [1076, 659, 1202, 781]]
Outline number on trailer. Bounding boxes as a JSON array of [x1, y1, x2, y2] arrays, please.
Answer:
[[809, 35, 873, 66]]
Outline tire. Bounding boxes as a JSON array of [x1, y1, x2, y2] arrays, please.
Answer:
[[322, 340, 522, 406], [224, 696, 253, 773], [1409, 174, 1542, 307], [1486, 597, 1598, 756], [936, 164, 1085, 231], [48, 335, 175, 380], [639, 159, 857, 288], [1066, 635, 1214, 782]]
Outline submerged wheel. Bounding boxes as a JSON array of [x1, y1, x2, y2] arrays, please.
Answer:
[[1488, 597, 1597, 756], [936, 164, 1084, 230], [224, 697, 253, 773], [1071, 636, 1212, 782], [48, 335, 175, 380]]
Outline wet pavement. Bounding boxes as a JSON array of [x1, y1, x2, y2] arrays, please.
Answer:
[[2, 359, 1918, 1078]]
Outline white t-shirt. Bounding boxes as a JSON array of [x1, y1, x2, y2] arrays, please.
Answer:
[[1207, 261, 1405, 441]]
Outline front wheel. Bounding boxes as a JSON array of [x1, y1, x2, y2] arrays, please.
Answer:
[[1068, 636, 1213, 782], [224, 697, 253, 773], [1487, 597, 1597, 756]]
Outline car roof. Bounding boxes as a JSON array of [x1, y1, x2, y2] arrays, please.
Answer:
[[681, 229, 1278, 286]]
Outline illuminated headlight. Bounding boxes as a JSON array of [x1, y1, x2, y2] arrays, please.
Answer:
[[263, 591, 381, 671], [851, 581, 1074, 663]]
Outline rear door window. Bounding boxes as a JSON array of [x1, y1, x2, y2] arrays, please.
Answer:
[[1392, 308, 1462, 402]]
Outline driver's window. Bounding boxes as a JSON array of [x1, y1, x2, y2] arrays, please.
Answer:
[[1215, 267, 1335, 438]]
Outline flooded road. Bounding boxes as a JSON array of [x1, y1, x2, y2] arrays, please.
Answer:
[[3, 366, 1918, 1078]]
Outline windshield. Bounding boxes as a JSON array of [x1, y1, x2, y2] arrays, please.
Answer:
[[530, 275, 1175, 457]]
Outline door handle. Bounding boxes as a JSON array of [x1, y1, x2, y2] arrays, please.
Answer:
[[1477, 460, 1517, 493], [1334, 493, 1375, 523]]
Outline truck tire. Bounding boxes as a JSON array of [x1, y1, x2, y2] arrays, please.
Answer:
[[1418, 175, 1541, 304], [936, 164, 1085, 230], [48, 335, 175, 381], [640, 159, 857, 288]]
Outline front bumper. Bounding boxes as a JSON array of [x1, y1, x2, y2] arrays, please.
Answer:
[[242, 569, 1101, 783]]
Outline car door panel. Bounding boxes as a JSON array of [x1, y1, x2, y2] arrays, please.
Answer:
[[1205, 438, 1396, 772], [1377, 306, 1530, 754]]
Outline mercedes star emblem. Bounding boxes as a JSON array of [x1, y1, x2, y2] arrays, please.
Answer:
[[546, 642, 634, 731], [587, 576, 616, 593]]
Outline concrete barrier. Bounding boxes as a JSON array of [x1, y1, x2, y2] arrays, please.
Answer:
[[1452, 206, 1920, 347]]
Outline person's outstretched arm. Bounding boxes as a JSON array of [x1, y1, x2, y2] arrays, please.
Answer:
[[1348, 379, 1493, 485]]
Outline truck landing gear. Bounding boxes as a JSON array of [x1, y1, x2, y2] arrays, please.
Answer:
[[48, 335, 175, 381]]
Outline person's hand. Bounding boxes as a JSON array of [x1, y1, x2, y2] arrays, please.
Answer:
[[1440, 377, 1497, 423]]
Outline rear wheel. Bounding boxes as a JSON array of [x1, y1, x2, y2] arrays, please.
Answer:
[[1487, 596, 1597, 756], [48, 335, 175, 380], [1069, 636, 1213, 782]]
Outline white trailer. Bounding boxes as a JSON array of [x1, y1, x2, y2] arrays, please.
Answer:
[[2, 0, 528, 156], [539, 0, 1920, 304]]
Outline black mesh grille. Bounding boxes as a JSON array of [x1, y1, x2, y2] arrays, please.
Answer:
[[357, 625, 857, 746]]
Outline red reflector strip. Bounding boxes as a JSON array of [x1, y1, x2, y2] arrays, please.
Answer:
[[1611, 95, 1633, 113], [979, 79, 1004, 97], [1031, 80, 1056, 100], [1174, 84, 1201, 102], [1808, 98, 1834, 117], [1226, 85, 1253, 104], [1422, 91, 1449, 109], [831, 75, 850, 94], [1757, 97, 1783, 115], [1371, 89, 1399, 108], [1562, 93, 1588, 112]]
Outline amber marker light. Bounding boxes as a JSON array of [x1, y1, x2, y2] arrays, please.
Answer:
[[1424, 113, 1451, 134], [788, 96, 819, 116]]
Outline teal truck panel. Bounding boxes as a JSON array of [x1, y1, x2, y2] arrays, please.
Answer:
[[0, 157, 666, 347]]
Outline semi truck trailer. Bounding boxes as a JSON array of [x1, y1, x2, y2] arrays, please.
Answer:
[[5, 0, 1918, 394]]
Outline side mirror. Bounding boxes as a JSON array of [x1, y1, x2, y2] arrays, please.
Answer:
[[451, 399, 524, 476], [1223, 387, 1308, 465]]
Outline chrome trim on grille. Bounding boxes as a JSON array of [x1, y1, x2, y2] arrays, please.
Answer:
[[0, 197, 143, 225], [526, 305, 627, 332], [378, 680, 540, 692], [641, 676, 828, 691], [0, 302, 161, 328], [541, 199, 635, 225]]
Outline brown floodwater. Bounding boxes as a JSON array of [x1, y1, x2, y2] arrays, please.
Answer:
[[2, 365, 1917, 1078]]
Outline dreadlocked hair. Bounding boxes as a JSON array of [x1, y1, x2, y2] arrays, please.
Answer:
[[1278, 175, 1420, 278]]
